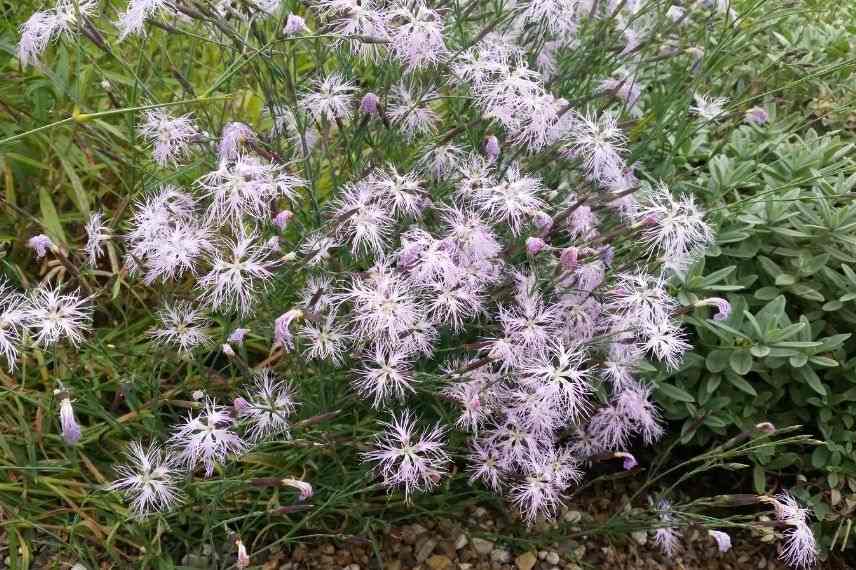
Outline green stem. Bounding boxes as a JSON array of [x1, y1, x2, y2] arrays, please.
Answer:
[[0, 96, 232, 147]]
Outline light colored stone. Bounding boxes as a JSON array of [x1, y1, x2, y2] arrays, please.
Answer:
[[491, 549, 511, 563], [412, 524, 428, 536], [631, 530, 647, 546], [455, 533, 469, 550], [459, 565, 473, 570], [472, 538, 494, 555], [415, 538, 438, 563], [515, 551, 537, 570], [545, 551, 560, 565], [562, 510, 582, 523], [383, 562, 401, 570], [426, 555, 452, 570]]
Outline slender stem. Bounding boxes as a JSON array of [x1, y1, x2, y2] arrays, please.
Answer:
[[0, 96, 232, 146]]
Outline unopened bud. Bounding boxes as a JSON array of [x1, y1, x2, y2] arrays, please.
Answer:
[[222, 343, 235, 357], [483, 135, 500, 161], [59, 397, 81, 445], [229, 328, 249, 344], [282, 478, 314, 501], [559, 247, 578, 272], [755, 422, 776, 434], [274, 210, 294, 230], [236, 539, 250, 569], [744, 106, 769, 125], [532, 211, 553, 233], [360, 92, 380, 115], [526, 237, 546, 255], [283, 14, 309, 35]]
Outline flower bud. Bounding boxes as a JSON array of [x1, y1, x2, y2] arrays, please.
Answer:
[[274, 210, 294, 230], [483, 135, 500, 161], [360, 92, 380, 115], [222, 343, 235, 357], [708, 530, 732, 553], [284, 14, 309, 35], [526, 237, 546, 255], [559, 247, 578, 272], [229, 328, 249, 344], [236, 539, 250, 569], [283, 478, 314, 501], [744, 106, 769, 125], [615, 451, 637, 470], [59, 397, 81, 445], [533, 211, 553, 234], [233, 397, 250, 412]]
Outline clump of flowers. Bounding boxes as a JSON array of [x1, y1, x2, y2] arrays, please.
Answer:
[[11, 0, 818, 566]]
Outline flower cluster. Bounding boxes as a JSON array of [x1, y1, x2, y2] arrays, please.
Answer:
[[13, 0, 806, 566], [0, 280, 92, 371], [110, 369, 297, 518]]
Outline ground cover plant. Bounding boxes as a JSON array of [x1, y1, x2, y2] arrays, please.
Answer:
[[0, 0, 852, 568]]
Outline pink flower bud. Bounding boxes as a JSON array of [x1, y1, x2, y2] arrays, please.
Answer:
[[59, 397, 81, 445], [532, 211, 553, 233], [236, 539, 250, 569], [222, 343, 235, 357], [744, 106, 769, 125], [559, 247, 578, 272], [229, 328, 249, 344], [283, 14, 309, 35], [27, 234, 54, 258], [233, 397, 250, 412], [274, 309, 303, 351], [616, 452, 637, 470], [360, 92, 379, 115], [483, 135, 500, 161], [283, 478, 314, 501], [274, 210, 294, 230], [708, 530, 732, 553], [526, 237, 546, 255]]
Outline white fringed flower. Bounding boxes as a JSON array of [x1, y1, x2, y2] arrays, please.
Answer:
[[110, 441, 181, 518], [139, 110, 199, 166], [170, 400, 246, 477], [236, 370, 296, 442]]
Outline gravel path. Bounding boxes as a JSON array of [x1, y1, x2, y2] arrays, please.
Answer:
[[260, 504, 792, 570]]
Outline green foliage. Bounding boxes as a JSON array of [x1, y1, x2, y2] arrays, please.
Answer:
[[655, 122, 856, 547]]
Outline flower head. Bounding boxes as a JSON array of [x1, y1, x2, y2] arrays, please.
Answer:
[[199, 229, 280, 316], [116, 0, 171, 40], [363, 411, 449, 501], [386, 0, 447, 69], [148, 301, 212, 353], [237, 370, 296, 442], [301, 73, 355, 123], [110, 441, 181, 518], [26, 285, 92, 347], [691, 93, 729, 122], [169, 400, 246, 477], [27, 234, 55, 258], [139, 110, 199, 166], [0, 281, 30, 371]]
